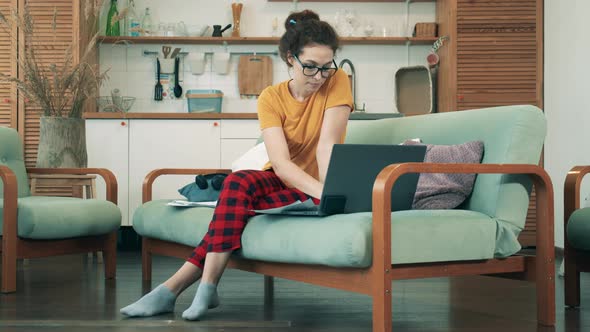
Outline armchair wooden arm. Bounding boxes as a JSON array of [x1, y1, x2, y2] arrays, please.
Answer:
[[0, 165, 19, 290], [371, 162, 555, 328], [142, 168, 232, 203], [564, 166, 590, 233], [563, 165, 590, 307], [27, 168, 118, 204]]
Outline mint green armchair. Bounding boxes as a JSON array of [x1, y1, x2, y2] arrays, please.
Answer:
[[0, 126, 122, 293], [564, 166, 590, 306]]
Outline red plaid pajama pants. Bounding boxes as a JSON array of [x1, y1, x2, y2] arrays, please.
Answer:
[[187, 169, 318, 268]]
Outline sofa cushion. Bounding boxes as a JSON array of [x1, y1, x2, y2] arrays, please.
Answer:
[[403, 140, 484, 209], [0, 196, 121, 239], [567, 207, 590, 251], [133, 199, 215, 246], [240, 210, 497, 266], [133, 200, 497, 267]]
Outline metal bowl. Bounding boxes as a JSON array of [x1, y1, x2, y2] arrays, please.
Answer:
[[96, 96, 136, 113]]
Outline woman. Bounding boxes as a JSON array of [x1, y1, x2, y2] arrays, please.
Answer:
[[120, 9, 353, 320]]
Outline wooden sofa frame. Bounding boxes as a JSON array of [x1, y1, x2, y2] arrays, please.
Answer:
[[564, 165, 590, 307], [0, 167, 118, 293], [140, 163, 555, 332]]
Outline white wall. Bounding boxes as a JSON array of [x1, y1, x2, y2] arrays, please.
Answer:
[[99, 0, 435, 113], [545, 0, 590, 248]]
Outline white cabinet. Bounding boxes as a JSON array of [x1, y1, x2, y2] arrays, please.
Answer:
[[87, 118, 258, 226], [128, 120, 221, 224], [220, 119, 260, 169], [86, 120, 130, 225]]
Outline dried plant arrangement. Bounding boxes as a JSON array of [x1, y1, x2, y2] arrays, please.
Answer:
[[0, 1, 112, 118]]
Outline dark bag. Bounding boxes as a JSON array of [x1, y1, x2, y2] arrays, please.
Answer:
[[178, 173, 228, 202]]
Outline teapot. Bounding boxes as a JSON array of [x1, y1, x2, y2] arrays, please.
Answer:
[[212, 24, 232, 37]]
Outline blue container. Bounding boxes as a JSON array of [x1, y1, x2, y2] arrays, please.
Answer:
[[186, 89, 223, 113]]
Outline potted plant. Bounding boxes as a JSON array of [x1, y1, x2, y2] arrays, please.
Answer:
[[0, 2, 112, 168]]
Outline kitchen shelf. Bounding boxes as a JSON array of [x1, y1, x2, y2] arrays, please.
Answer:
[[268, 0, 434, 2], [98, 36, 279, 45], [342, 37, 437, 45], [98, 36, 438, 45]]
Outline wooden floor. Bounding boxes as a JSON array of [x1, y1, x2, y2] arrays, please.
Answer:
[[0, 251, 589, 332]]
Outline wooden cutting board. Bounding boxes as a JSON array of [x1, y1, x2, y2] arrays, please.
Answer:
[[238, 55, 273, 96]]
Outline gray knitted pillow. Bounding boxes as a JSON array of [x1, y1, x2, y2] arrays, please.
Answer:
[[403, 140, 484, 209]]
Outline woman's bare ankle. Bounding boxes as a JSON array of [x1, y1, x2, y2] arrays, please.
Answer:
[[164, 265, 203, 296]]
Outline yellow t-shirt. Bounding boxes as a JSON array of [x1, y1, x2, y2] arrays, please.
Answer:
[[257, 69, 353, 181]]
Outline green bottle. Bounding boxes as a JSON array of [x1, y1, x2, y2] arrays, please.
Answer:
[[106, 0, 120, 36]]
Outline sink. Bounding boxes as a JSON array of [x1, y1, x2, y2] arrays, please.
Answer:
[[348, 112, 403, 120]]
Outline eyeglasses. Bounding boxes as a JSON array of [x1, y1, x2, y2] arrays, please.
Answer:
[[293, 54, 338, 78]]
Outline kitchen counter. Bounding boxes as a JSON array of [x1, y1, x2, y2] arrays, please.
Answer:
[[84, 112, 404, 120], [83, 112, 258, 119]]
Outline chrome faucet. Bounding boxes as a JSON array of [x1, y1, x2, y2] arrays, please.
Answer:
[[338, 58, 365, 112]]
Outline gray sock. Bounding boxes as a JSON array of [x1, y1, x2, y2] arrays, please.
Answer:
[[181, 282, 220, 321], [120, 284, 176, 317]]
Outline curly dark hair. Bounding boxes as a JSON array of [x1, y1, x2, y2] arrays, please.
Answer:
[[278, 10, 340, 67]]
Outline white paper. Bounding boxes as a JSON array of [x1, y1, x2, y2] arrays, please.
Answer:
[[251, 199, 318, 215], [167, 200, 217, 208]]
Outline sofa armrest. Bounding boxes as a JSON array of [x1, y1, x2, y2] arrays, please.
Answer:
[[371, 162, 554, 288], [563, 166, 590, 257], [564, 166, 590, 228], [27, 168, 118, 205], [142, 168, 232, 203], [0, 165, 19, 254]]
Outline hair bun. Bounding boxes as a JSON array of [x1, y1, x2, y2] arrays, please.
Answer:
[[284, 10, 320, 30]]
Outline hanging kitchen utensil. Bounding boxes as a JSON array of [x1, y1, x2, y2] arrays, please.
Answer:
[[188, 52, 206, 75], [162, 45, 171, 59], [238, 55, 273, 97], [173, 57, 183, 98], [170, 47, 181, 59], [427, 36, 448, 68], [155, 58, 163, 101], [213, 52, 231, 75], [212, 24, 232, 37]]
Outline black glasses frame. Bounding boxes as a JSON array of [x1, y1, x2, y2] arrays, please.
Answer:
[[293, 54, 338, 78]]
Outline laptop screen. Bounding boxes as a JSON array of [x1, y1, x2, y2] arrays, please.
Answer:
[[319, 144, 426, 214]]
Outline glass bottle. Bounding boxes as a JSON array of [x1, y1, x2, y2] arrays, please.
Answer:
[[141, 7, 153, 36], [127, 0, 140, 37], [105, 0, 120, 36]]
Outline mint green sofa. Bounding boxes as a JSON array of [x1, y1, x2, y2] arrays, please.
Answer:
[[0, 126, 121, 293], [133, 105, 555, 331]]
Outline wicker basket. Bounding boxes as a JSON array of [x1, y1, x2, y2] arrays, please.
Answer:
[[413, 23, 437, 37]]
